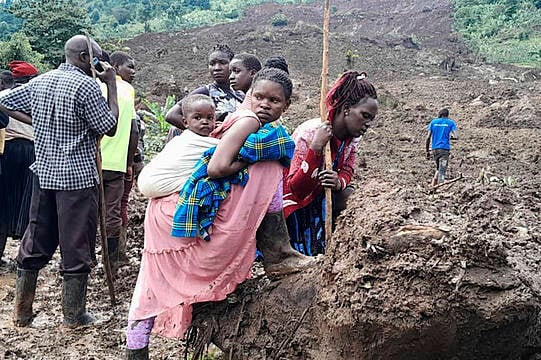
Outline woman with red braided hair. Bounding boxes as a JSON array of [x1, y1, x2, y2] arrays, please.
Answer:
[[283, 71, 378, 256]]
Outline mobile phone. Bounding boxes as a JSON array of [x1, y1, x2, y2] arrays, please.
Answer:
[[92, 57, 104, 72]]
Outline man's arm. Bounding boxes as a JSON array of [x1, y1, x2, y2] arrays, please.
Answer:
[[165, 103, 184, 129], [0, 84, 32, 125], [83, 81, 118, 137], [126, 117, 139, 168], [0, 105, 32, 125], [104, 81, 118, 137], [450, 130, 458, 141], [425, 130, 432, 159]]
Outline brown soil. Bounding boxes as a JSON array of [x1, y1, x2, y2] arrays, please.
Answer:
[[1, 0, 540, 359]]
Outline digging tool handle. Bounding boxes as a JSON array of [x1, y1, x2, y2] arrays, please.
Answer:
[[84, 31, 116, 307], [96, 138, 116, 306]]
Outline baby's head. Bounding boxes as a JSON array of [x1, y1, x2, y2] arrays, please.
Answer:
[[249, 68, 292, 124], [181, 94, 216, 136]]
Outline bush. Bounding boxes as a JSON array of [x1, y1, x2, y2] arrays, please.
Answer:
[[271, 13, 289, 26], [454, 0, 541, 68], [141, 95, 176, 159]]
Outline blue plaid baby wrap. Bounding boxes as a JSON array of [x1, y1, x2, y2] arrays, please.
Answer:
[[171, 120, 294, 239]]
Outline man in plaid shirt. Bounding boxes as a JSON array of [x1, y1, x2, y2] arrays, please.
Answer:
[[0, 35, 119, 328]]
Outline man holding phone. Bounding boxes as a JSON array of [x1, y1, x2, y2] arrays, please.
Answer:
[[0, 35, 119, 328]]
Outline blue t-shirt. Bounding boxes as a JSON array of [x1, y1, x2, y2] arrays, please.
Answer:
[[428, 117, 457, 150]]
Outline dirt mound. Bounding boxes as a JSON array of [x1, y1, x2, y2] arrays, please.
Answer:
[[315, 178, 541, 359], [477, 96, 541, 129]]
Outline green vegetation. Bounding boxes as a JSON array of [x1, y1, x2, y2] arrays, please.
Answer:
[[9, 0, 90, 67], [0, 0, 539, 69], [142, 95, 176, 133], [344, 49, 359, 70], [271, 13, 289, 26], [0, 32, 45, 71], [0, 0, 314, 68], [454, 0, 541, 67], [140, 95, 176, 159]]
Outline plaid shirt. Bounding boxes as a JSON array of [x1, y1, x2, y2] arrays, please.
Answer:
[[0, 63, 116, 190], [171, 122, 295, 239]]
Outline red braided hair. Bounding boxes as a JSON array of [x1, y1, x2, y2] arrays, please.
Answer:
[[325, 71, 377, 123]]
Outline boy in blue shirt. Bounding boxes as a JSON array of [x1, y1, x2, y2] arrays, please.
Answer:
[[426, 108, 458, 186]]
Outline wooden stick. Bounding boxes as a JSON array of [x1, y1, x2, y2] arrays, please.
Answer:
[[84, 32, 116, 307], [432, 174, 463, 190], [320, 0, 333, 246]]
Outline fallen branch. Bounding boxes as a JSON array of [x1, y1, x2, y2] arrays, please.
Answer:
[[432, 174, 463, 190]]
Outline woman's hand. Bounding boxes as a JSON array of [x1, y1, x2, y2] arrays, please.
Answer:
[[207, 116, 260, 179], [318, 169, 340, 190], [310, 121, 332, 154]]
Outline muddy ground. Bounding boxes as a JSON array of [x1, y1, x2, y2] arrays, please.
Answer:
[[1, 0, 540, 359]]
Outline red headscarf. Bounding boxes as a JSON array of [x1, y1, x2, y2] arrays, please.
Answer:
[[8, 61, 39, 78]]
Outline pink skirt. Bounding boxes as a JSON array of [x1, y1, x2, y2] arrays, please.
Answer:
[[128, 161, 282, 338]]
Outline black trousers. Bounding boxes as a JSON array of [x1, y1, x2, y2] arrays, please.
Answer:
[[16, 177, 98, 274]]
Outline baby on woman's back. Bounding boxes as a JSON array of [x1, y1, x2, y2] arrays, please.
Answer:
[[138, 95, 218, 198]]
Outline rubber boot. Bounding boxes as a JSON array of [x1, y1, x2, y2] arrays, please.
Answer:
[[126, 346, 149, 360], [107, 237, 119, 273], [118, 226, 129, 264], [62, 273, 96, 327], [13, 268, 38, 326], [256, 211, 316, 277]]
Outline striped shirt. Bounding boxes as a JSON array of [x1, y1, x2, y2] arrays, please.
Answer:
[[0, 63, 116, 190]]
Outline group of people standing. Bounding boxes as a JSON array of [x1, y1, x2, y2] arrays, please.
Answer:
[[0, 33, 461, 359], [0, 35, 144, 329], [1, 33, 465, 360]]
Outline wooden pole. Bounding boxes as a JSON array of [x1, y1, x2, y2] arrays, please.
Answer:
[[320, 0, 333, 246], [84, 32, 116, 307]]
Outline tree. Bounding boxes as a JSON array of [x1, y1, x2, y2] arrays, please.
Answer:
[[90, 9, 100, 23], [112, 6, 131, 25], [136, 0, 154, 22], [10, 0, 91, 67], [0, 4, 23, 40], [185, 0, 211, 11], [0, 31, 46, 71]]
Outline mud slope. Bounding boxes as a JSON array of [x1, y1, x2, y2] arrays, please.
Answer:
[[1, 0, 540, 359]]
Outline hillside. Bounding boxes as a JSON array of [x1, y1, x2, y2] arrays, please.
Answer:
[[0, 0, 540, 359]]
